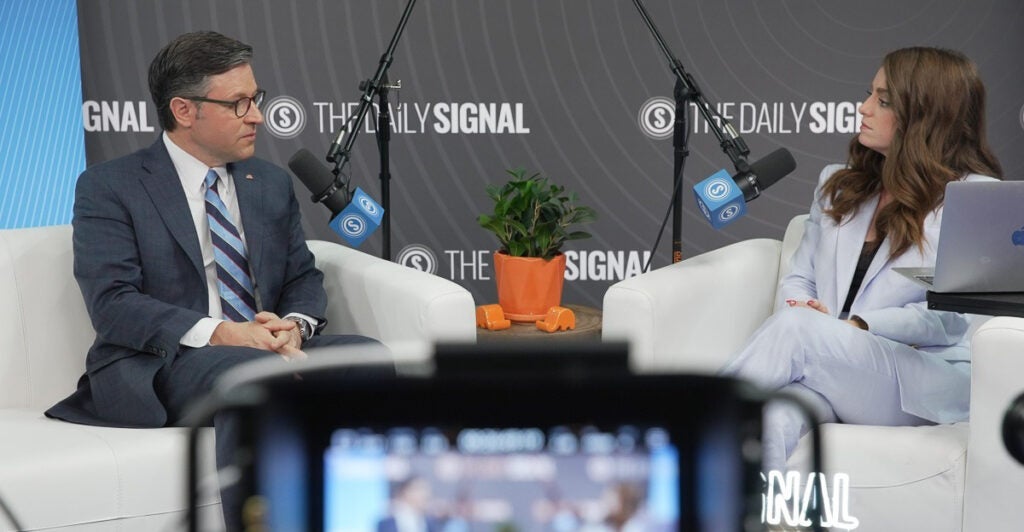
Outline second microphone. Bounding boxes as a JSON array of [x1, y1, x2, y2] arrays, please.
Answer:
[[288, 148, 384, 248], [693, 148, 797, 229]]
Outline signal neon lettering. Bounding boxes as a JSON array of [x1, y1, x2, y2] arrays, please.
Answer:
[[762, 470, 859, 530]]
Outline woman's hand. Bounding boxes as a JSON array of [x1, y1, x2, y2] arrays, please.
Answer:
[[786, 299, 867, 329], [785, 298, 830, 315]]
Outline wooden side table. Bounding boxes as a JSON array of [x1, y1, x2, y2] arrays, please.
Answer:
[[476, 304, 602, 343]]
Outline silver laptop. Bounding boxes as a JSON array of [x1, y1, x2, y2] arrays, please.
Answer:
[[894, 180, 1024, 293]]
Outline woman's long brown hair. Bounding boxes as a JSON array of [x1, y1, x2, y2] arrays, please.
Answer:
[[821, 47, 1002, 259]]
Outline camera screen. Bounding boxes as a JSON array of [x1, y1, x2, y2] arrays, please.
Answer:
[[323, 425, 680, 532]]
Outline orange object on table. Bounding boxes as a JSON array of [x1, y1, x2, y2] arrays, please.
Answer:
[[535, 306, 576, 333], [476, 304, 511, 331]]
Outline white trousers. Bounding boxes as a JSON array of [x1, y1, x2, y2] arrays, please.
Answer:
[[721, 307, 938, 471]]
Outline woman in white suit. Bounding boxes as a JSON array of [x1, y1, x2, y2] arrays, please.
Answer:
[[722, 47, 1003, 471]]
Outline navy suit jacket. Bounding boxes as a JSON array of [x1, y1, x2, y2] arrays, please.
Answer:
[[47, 138, 327, 427]]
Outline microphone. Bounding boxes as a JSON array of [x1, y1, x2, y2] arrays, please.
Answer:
[[692, 148, 796, 229], [1004, 392, 1024, 466], [287, 149, 384, 248]]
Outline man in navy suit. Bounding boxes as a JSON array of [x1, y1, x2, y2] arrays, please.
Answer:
[[46, 31, 382, 529]]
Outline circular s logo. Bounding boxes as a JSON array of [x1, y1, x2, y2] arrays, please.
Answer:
[[704, 178, 732, 201], [262, 96, 306, 139], [638, 96, 675, 140], [358, 196, 379, 216], [719, 204, 741, 222], [340, 214, 367, 238], [397, 244, 438, 275]]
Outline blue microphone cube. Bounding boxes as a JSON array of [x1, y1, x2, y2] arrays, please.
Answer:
[[693, 170, 746, 229], [329, 187, 384, 248]]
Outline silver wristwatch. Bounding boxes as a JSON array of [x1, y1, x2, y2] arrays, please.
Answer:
[[286, 317, 313, 341]]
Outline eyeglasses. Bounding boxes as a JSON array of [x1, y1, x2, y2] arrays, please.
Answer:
[[185, 89, 266, 118]]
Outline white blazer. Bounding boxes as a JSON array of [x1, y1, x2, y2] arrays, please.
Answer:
[[778, 164, 996, 421]]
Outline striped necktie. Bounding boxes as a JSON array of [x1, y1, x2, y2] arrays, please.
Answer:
[[204, 169, 257, 322]]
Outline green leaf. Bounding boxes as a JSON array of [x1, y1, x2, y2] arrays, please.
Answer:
[[477, 167, 596, 257], [566, 231, 592, 241]]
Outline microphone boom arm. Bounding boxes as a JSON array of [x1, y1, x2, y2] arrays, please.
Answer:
[[633, 0, 753, 265], [322, 0, 417, 259], [324, 0, 417, 169], [632, 0, 750, 172]]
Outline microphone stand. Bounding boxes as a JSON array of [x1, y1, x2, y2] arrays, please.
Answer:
[[375, 74, 395, 260], [671, 77, 689, 264], [325, 0, 417, 259], [632, 0, 750, 263]]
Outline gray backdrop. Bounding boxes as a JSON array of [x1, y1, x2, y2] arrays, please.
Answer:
[[77, 0, 1024, 308]]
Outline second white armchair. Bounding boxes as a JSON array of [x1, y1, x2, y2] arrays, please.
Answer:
[[602, 215, 1024, 531]]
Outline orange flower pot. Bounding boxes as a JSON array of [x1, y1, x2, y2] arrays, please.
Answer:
[[492, 251, 566, 322]]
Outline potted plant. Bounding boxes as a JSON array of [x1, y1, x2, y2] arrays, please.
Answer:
[[477, 168, 597, 321]]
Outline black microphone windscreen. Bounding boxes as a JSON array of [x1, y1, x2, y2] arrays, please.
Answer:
[[750, 148, 797, 190], [288, 149, 348, 215], [1004, 392, 1024, 465]]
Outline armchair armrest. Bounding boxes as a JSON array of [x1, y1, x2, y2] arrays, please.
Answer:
[[307, 241, 476, 350], [602, 238, 783, 373], [963, 316, 1024, 530]]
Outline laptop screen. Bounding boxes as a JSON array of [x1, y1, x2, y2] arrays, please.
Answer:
[[930, 180, 1024, 292]]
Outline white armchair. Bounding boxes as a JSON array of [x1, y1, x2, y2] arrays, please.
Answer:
[[603, 215, 1024, 531], [0, 225, 475, 531], [308, 239, 477, 360]]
